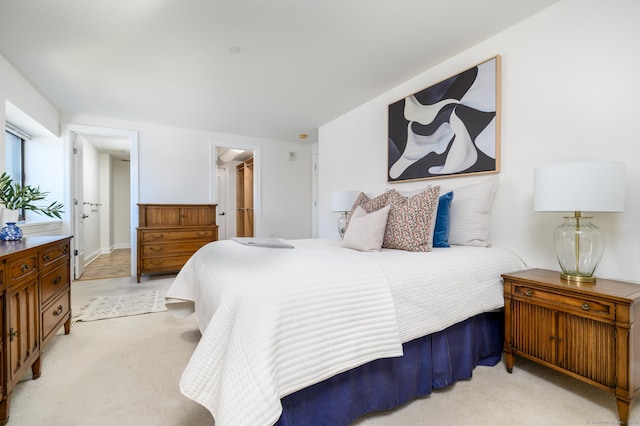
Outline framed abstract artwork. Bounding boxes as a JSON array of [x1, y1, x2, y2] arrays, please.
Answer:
[[388, 55, 501, 182]]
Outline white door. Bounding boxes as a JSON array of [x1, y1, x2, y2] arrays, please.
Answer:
[[216, 168, 227, 239], [72, 135, 86, 279], [312, 147, 319, 238]]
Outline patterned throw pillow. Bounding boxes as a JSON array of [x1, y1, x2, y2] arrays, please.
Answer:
[[348, 190, 395, 226], [383, 186, 441, 252]]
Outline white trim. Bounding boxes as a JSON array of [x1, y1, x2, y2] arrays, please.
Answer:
[[61, 123, 139, 277], [19, 220, 63, 237], [5, 121, 31, 140], [210, 140, 261, 237]]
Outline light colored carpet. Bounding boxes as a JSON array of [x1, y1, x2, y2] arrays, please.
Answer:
[[73, 289, 167, 322], [8, 274, 640, 425]]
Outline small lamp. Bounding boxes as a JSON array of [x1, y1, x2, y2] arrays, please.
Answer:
[[534, 161, 625, 283], [331, 190, 359, 238]]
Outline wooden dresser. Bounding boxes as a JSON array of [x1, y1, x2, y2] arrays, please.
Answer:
[[136, 204, 218, 282], [503, 268, 640, 424], [0, 235, 72, 425]]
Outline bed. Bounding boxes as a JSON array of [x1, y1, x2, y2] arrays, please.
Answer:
[[165, 238, 527, 425], [164, 177, 529, 425]]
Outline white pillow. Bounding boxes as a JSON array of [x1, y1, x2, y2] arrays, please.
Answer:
[[444, 176, 498, 247], [342, 205, 390, 252]]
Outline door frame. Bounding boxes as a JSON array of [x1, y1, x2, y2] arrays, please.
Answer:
[[62, 123, 139, 278], [216, 167, 227, 240], [211, 141, 261, 237]]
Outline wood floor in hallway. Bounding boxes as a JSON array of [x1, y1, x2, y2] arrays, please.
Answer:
[[77, 249, 131, 281]]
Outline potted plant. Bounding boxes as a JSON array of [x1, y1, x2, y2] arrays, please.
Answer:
[[0, 172, 64, 239]]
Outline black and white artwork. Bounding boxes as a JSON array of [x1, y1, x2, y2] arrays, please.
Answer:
[[388, 56, 500, 182]]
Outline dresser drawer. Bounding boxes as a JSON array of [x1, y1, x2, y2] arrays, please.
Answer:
[[141, 255, 192, 271], [7, 253, 38, 287], [40, 241, 70, 272], [140, 229, 215, 242], [142, 240, 210, 256], [513, 284, 614, 320], [41, 290, 70, 343], [41, 263, 69, 305]]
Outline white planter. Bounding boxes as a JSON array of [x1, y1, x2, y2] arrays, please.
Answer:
[[0, 208, 19, 224]]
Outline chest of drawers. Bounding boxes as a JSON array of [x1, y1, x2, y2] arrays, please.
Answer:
[[0, 235, 72, 425], [136, 204, 218, 282]]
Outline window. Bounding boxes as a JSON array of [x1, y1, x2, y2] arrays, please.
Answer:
[[4, 123, 28, 220]]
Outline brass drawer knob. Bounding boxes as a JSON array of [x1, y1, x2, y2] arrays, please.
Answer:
[[53, 305, 64, 316], [21, 263, 30, 273], [52, 275, 62, 285], [525, 289, 533, 297], [43, 254, 51, 262], [149, 246, 164, 251], [581, 303, 590, 311]]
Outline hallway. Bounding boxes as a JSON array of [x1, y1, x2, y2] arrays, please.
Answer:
[[77, 249, 131, 281]]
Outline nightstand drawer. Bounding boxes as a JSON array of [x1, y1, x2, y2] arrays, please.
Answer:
[[513, 284, 614, 320]]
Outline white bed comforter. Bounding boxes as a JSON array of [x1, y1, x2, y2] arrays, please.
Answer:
[[165, 239, 403, 426], [165, 239, 528, 426]]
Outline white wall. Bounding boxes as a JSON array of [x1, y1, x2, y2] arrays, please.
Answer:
[[99, 153, 113, 252], [0, 56, 58, 137], [61, 113, 313, 239], [81, 136, 102, 262], [113, 158, 131, 248], [319, 0, 640, 282], [1, 56, 65, 237]]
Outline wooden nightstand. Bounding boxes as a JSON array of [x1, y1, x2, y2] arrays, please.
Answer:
[[502, 268, 640, 424]]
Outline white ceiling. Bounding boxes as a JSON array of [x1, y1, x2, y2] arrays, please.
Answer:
[[0, 0, 559, 144]]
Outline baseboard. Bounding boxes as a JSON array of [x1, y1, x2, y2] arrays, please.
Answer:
[[84, 249, 102, 265]]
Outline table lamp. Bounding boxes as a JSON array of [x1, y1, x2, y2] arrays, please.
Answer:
[[534, 161, 625, 283], [331, 190, 359, 238]]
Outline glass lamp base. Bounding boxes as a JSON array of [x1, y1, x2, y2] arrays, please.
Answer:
[[554, 213, 604, 284], [560, 272, 597, 283], [337, 213, 348, 238]]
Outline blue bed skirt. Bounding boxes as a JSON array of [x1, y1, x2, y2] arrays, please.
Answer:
[[276, 310, 503, 426]]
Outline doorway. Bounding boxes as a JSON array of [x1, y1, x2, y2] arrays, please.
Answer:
[[63, 124, 139, 280], [214, 144, 260, 239]]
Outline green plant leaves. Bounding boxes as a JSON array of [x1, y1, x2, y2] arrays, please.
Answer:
[[0, 172, 64, 219]]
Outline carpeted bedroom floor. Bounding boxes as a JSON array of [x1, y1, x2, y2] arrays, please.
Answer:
[[8, 274, 639, 425]]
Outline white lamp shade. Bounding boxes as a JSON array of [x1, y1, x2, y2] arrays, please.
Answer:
[[331, 190, 359, 212], [534, 161, 625, 213]]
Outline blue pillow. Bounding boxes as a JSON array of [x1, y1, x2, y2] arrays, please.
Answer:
[[433, 191, 454, 248]]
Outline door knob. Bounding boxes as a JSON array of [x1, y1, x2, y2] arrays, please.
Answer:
[[218, 212, 226, 216]]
